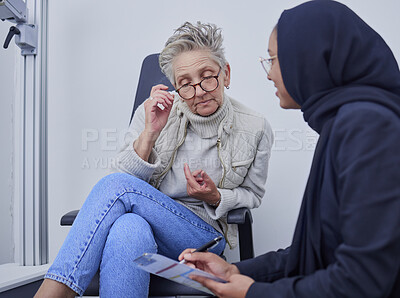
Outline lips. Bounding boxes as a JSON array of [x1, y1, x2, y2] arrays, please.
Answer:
[[196, 99, 212, 106], [274, 85, 279, 97]]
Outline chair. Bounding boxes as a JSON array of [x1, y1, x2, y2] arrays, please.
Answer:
[[60, 53, 255, 297]]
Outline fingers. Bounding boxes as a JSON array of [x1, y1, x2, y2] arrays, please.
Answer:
[[148, 85, 174, 111], [149, 93, 173, 111], [183, 163, 191, 179], [190, 275, 223, 296], [191, 274, 219, 286], [201, 171, 212, 184], [150, 84, 169, 93], [184, 164, 207, 187], [150, 84, 174, 101], [184, 165, 219, 202], [192, 274, 253, 298], [184, 163, 199, 187], [192, 169, 204, 185], [184, 251, 222, 264], [152, 89, 174, 102], [192, 169, 202, 177], [178, 248, 196, 262], [195, 177, 205, 186]]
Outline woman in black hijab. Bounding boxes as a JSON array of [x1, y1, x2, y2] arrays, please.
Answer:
[[178, 1, 400, 297]]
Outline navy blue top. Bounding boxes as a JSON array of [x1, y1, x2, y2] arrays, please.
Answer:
[[236, 1, 400, 297]]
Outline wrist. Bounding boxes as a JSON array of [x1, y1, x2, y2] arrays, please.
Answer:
[[208, 192, 221, 207], [142, 128, 160, 143], [134, 132, 158, 162], [229, 264, 240, 276]]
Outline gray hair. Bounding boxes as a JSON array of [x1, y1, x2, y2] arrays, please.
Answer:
[[159, 21, 227, 85]]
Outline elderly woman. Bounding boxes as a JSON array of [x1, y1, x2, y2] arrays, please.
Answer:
[[35, 22, 273, 297], [178, 2, 400, 298]]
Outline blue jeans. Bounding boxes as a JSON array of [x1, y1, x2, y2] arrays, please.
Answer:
[[45, 173, 225, 297]]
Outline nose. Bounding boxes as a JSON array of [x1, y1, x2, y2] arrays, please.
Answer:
[[194, 84, 206, 97], [267, 73, 272, 81]]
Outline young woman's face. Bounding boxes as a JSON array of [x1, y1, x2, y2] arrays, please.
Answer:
[[267, 30, 301, 110], [173, 49, 230, 116]]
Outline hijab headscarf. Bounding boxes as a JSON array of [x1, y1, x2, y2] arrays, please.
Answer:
[[278, 0, 400, 134], [276, 0, 400, 276]]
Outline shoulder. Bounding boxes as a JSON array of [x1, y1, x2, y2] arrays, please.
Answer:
[[229, 96, 272, 132], [331, 102, 400, 139], [230, 97, 264, 119], [330, 101, 400, 163], [335, 102, 399, 125], [130, 101, 146, 128]]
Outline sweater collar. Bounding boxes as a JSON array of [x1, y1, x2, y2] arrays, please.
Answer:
[[177, 94, 230, 138]]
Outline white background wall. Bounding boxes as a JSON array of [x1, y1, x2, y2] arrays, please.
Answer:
[[46, 0, 400, 261], [0, 24, 16, 265]]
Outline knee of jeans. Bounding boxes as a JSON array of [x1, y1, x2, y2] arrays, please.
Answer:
[[107, 213, 157, 253], [95, 172, 151, 194], [97, 172, 136, 189]]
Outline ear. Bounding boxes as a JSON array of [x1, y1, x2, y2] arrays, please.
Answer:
[[223, 63, 231, 87]]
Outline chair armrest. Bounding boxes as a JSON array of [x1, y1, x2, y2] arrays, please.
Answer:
[[227, 207, 254, 261], [62, 207, 252, 226], [227, 207, 253, 225], [60, 210, 79, 226]]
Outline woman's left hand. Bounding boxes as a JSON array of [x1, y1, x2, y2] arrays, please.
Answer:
[[190, 273, 254, 298], [184, 163, 221, 205]]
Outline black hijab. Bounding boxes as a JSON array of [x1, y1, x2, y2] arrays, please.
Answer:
[[276, 0, 400, 276]]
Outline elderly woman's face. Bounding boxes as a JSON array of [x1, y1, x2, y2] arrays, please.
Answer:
[[173, 50, 230, 116]]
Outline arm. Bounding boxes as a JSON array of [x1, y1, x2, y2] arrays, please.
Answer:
[[246, 105, 400, 297], [113, 85, 173, 181], [205, 118, 274, 219], [134, 85, 174, 161], [178, 248, 290, 297], [183, 117, 273, 212], [234, 248, 291, 283], [112, 103, 159, 182]]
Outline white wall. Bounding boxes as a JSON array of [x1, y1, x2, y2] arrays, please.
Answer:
[[0, 25, 16, 265], [47, 0, 400, 261]]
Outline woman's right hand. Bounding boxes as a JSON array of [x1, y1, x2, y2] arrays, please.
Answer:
[[178, 250, 240, 281], [133, 84, 174, 162], [143, 84, 174, 140]]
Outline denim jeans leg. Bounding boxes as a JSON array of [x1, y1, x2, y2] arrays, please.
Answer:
[[100, 213, 157, 297], [45, 173, 226, 296], [45, 174, 133, 295], [126, 186, 226, 260]]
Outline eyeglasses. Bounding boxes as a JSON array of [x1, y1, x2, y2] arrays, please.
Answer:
[[175, 67, 221, 100], [259, 55, 277, 75]]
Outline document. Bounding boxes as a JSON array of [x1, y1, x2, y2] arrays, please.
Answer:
[[133, 253, 226, 295]]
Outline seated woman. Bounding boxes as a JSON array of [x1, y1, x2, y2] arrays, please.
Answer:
[[35, 21, 273, 297], [178, 2, 400, 298]]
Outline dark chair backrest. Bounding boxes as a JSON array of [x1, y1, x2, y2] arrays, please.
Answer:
[[129, 53, 174, 125]]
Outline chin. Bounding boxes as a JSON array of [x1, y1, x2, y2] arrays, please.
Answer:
[[279, 101, 290, 109], [197, 105, 219, 116], [279, 99, 300, 110], [198, 110, 216, 116]]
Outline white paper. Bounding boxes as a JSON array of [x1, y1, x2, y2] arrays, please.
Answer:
[[133, 253, 226, 295]]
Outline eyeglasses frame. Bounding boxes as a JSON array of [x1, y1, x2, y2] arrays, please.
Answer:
[[175, 67, 222, 100], [259, 55, 277, 75]]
